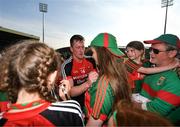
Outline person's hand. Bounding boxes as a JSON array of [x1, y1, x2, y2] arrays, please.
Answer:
[[87, 71, 99, 87], [59, 79, 71, 100]]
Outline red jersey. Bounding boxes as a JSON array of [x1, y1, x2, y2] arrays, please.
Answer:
[[0, 100, 84, 126], [61, 56, 96, 109]]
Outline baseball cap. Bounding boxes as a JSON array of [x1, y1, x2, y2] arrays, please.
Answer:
[[144, 34, 180, 48], [90, 33, 124, 56]]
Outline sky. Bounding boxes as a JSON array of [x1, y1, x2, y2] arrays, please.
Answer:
[[0, 0, 180, 49]]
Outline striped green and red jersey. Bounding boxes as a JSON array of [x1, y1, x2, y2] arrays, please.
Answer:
[[140, 69, 180, 117], [84, 76, 114, 122], [132, 59, 152, 93], [121, 57, 143, 91]]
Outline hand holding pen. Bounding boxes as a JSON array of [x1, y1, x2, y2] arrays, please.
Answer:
[[59, 79, 71, 100]]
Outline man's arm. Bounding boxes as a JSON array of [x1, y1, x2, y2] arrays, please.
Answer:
[[70, 71, 98, 97], [138, 59, 179, 74], [70, 79, 91, 97]]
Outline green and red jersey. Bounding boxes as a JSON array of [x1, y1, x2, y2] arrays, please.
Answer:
[[0, 91, 9, 112], [140, 69, 180, 117], [121, 57, 146, 91], [132, 59, 152, 93], [84, 56, 145, 123], [84, 75, 114, 122]]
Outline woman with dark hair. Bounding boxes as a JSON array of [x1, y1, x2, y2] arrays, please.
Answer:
[[0, 40, 84, 126], [84, 33, 131, 126]]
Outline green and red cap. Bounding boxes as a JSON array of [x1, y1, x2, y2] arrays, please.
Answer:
[[90, 32, 124, 56], [144, 34, 180, 48]]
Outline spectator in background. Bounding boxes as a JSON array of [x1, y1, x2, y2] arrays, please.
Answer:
[[133, 34, 180, 124], [108, 100, 173, 126], [0, 40, 84, 126], [84, 33, 131, 126], [125, 41, 151, 92], [61, 34, 98, 111], [126, 41, 146, 65]]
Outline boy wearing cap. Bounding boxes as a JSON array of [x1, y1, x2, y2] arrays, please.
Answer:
[[134, 34, 180, 123]]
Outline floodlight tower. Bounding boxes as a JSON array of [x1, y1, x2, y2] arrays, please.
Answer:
[[161, 0, 173, 34], [39, 3, 48, 42]]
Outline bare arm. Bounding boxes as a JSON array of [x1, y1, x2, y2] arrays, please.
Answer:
[[70, 80, 91, 97], [137, 59, 179, 74], [108, 116, 115, 127], [70, 71, 98, 97]]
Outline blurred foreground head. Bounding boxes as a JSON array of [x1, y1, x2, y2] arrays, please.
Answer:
[[110, 100, 173, 126], [0, 40, 61, 103]]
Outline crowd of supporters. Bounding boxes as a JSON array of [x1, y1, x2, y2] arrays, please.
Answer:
[[0, 33, 180, 126]]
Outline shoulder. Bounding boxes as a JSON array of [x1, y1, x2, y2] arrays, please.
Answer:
[[174, 68, 180, 79], [61, 56, 73, 74], [42, 100, 84, 126], [163, 70, 179, 79], [50, 100, 82, 114], [123, 58, 141, 72], [62, 56, 73, 68], [165, 70, 180, 84]]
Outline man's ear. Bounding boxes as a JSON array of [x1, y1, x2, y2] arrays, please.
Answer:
[[168, 50, 177, 58], [70, 47, 73, 53]]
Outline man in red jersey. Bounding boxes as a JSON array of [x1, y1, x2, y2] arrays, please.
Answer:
[[61, 34, 98, 111]]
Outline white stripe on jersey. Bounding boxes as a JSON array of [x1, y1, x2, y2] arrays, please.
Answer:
[[52, 100, 82, 114], [49, 100, 84, 123], [61, 56, 72, 79]]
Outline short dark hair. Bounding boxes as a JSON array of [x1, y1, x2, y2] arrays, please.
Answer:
[[70, 34, 84, 47], [126, 41, 144, 51]]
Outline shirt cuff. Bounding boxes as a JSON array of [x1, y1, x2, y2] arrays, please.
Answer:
[[141, 102, 147, 110]]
